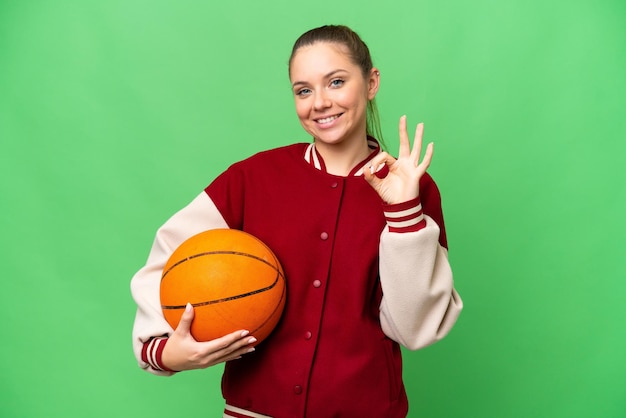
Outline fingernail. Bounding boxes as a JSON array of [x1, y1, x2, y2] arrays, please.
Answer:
[[185, 303, 192, 313], [248, 337, 257, 344], [241, 330, 250, 337], [247, 347, 256, 353]]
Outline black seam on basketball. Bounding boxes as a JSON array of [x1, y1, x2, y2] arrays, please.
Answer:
[[249, 272, 287, 335], [161, 250, 280, 280], [161, 261, 286, 310]]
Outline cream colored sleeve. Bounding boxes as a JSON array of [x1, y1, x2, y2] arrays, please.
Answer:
[[379, 215, 463, 350], [130, 192, 229, 375]]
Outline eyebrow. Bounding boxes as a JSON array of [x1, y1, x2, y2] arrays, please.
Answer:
[[291, 69, 348, 89]]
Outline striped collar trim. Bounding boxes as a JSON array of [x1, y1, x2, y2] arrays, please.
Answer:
[[303, 137, 381, 176]]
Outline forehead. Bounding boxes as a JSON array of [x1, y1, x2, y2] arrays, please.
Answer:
[[289, 42, 358, 80]]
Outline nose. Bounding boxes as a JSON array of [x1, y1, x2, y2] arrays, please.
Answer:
[[313, 90, 331, 111]]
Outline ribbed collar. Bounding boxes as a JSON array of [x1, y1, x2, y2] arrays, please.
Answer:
[[303, 137, 381, 176]]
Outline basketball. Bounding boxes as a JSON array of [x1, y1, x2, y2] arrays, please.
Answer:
[[160, 228, 286, 345]]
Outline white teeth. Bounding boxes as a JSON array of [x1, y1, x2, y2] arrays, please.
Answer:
[[316, 115, 339, 124]]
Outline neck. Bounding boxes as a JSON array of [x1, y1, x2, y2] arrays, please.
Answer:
[[314, 135, 371, 176]]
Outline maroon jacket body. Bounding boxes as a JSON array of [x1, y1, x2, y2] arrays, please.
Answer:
[[207, 144, 443, 417]]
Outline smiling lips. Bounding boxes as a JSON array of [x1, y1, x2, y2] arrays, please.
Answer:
[[315, 113, 343, 126]]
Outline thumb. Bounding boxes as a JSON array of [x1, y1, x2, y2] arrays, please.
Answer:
[[363, 163, 382, 188], [175, 302, 195, 334]]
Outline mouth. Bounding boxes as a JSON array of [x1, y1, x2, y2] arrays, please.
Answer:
[[314, 113, 343, 125]]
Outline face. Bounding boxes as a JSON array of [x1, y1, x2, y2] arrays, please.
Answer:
[[289, 42, 379, 148]]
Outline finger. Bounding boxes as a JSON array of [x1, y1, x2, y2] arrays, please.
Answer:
[[212, 345, 256, 364], [363, 166, 382, 189], [220, 343, 258, 362], [196, 339, 256, 369], [398, 115, 410, 158], [367, 151, 396, 173], [417, 142, 434, 174], [363, 152, 394, 185], [410, 123, 424, 166], [175, 302, 195, 335], [199, 332, 258, 366], [200, 330, 256, 356]]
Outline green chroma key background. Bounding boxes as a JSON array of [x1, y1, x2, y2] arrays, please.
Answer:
[[1, 0, 624, 416]]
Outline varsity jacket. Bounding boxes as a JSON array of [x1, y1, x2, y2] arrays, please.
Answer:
[[131, 141, 463, 418]]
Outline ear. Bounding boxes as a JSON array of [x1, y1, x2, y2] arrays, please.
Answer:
[[367, 67, 380, 100]]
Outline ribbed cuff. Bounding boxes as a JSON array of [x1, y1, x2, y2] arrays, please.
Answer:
[[383, 196, 426, 233], [141, 337, 175, 372]]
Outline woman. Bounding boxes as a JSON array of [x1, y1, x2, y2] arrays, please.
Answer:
[[131, 24, 462, 418]]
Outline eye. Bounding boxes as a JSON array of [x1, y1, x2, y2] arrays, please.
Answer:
[[330, 79, 344, 88], [295, 88, 312, 97]]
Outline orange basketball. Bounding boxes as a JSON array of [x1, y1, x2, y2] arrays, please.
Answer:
[[160, 228, 286, 345]]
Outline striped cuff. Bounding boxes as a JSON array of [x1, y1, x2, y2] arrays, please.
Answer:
[[224, 404, 273, 418], [141, 337, 175, 372], [383, 196, 426, 233]]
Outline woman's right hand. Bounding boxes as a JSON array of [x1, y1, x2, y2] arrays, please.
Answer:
[[161, 303, 257, 371]]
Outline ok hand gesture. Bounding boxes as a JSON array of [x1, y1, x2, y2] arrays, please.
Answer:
[[364, 116, 433, 204]]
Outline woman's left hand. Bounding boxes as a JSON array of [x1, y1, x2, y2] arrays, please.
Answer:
[[363, 115, 433, 204]]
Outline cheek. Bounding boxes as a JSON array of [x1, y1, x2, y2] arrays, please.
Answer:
[[294, 100, 309, 121], [337, 88, 367, 110]]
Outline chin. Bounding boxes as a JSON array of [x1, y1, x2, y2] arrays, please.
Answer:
[[313, 134, 346, 146], [308, 127, 349, 144]]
